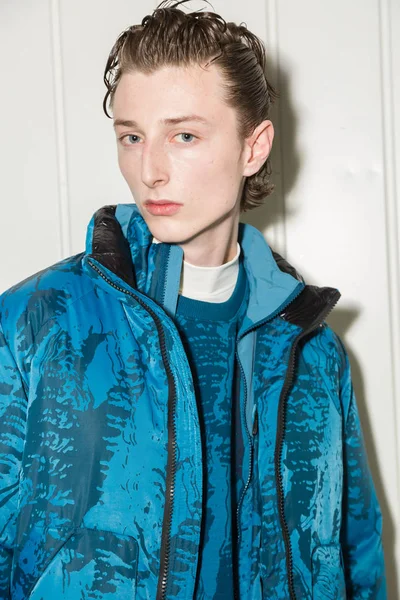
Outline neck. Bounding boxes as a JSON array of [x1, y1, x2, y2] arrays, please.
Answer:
[[178, 214, 240, 267]]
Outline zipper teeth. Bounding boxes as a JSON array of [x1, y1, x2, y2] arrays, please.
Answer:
[[234, 283, 329, 597], [235, 350, 252, 545], [233, 349, 252, 600], [87, 259, 176, 600], [235, 283, 307, 537], [161, 245, 171, 306], [275, 294, 340, 600]]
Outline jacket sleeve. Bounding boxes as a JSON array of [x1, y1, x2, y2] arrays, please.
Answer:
[[338, 336, 387, 599], [0, 317, 28, 599]]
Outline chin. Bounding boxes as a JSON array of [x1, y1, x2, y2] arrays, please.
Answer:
[[152, 233, 189, 245], [147, 220, 198, 246]]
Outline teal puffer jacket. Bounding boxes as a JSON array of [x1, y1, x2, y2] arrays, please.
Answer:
[[0, 203, 386, 599]]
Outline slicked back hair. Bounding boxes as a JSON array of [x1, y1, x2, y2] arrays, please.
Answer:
[[103, 0, 279, 212]]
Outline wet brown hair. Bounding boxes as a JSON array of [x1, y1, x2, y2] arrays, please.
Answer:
[[103, 0, 279, 212]]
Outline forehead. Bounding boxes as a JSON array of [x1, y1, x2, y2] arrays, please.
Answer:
[[112, 63, 233, 126]]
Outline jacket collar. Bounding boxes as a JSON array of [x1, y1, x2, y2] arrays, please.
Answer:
[[84, 203, 340, 335]]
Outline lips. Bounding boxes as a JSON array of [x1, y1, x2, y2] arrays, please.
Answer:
[[144, 201, 182, 216], [144, 199, 180, 205]]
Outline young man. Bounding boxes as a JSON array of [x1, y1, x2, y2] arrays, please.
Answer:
[[0, 1, 386, 598]]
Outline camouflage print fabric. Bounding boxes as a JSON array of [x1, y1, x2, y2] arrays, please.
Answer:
[[0, 203, 386, 599]]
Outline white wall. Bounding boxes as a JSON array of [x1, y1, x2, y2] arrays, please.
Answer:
[[1, 0, 399, 595]]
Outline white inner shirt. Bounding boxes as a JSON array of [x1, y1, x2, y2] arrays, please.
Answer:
[[152, 237, 241, 303]]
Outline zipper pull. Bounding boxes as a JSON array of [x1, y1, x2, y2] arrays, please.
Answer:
[[252, 408, 258, 436]]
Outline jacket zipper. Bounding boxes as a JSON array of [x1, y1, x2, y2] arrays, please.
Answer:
[[233, 285, 305, 599], [234, 286, 339, 599], [234, 284, 306, 550], [274, 294, 340, 600], [234, 349, 251, 550], [233, 356, 259, 600], [234, 349, 259, 536], [88, 260, 177, 600]]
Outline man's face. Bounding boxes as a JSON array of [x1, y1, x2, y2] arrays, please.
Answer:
[[112, 64, 248, 250]]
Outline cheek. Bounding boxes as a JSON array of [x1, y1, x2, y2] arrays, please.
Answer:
[[207, 158, 241, 194], [118, 152, 137, 184], [170, 161, 207, 193], [117, 151, 127, 173]]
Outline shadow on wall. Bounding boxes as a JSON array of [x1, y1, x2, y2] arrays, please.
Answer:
[[240, 66, 399, 598]]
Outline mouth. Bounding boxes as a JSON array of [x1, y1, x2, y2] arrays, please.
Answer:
[[144, 200, 182, 216]]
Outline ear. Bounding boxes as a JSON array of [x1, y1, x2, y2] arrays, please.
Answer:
[[242, 120, 274, 177]]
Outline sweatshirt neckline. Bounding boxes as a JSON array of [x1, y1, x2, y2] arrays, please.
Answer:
[[175, 258, 248, 322]]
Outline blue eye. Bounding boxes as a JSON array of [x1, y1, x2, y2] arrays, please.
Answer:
[[178, 133, 196, 143], [126, 134, 140, 144]]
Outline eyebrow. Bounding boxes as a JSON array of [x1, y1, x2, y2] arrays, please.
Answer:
[[113, 115, 211, 128]]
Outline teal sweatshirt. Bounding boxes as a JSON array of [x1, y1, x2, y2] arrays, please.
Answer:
[[174, 258, 249, 598]]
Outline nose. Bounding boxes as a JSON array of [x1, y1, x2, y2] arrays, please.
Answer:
[[141, 140, 169, 188]]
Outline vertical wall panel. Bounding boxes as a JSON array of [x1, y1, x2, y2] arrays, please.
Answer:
[[390, 0, 400, 511], [272, 0, 399, 593], [58, 0, 155, 255], [0, 1, 63, 290], [381, 0, 400, 586]]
